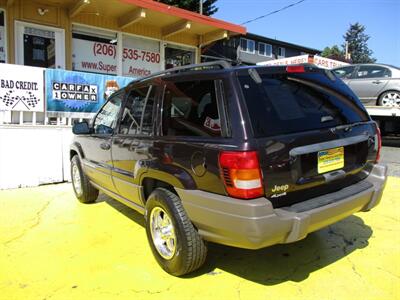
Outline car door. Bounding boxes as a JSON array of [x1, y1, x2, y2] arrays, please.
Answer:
[[81, 92, 123, 193], [111, 82, 158, 206], [347, 65, 391, 104]]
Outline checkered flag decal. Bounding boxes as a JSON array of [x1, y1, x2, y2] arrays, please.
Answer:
[[0, 90, 40, 110]]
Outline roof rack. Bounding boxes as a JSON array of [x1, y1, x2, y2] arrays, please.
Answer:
[[130, 60, 231, 84]]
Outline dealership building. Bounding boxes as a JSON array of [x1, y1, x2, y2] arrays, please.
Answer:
[[0, 0, 245, 72]]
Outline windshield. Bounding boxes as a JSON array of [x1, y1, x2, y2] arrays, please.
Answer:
[[239, 71, 369, 137]]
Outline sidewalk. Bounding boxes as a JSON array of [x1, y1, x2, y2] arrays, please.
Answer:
[[1, 178, 399, 300]]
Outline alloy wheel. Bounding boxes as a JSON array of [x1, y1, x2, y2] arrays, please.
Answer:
[[149, 207, 177, 260], [381, 92, 400, 107], [72, 164, 83, 196]]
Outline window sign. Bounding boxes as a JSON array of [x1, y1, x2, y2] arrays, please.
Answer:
[[0, 63, 45, 112], [122, 35, 161, 77], [72, 30, 118, 75]]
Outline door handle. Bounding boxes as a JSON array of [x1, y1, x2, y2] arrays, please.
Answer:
[[100, 142, 111, 150], [372, 80, 382, 84]]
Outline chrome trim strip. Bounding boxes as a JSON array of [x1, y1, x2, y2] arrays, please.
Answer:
[[289, 135, 369, 156]]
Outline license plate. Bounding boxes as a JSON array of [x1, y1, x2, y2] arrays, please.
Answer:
[[318, 147, 344, 174]]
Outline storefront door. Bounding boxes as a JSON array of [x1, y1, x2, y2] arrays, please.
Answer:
[[15, 21, 65, 69]]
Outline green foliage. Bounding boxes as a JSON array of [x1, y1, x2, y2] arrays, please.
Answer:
[[156, 0, 218, 16], [321, 45, 346, 61], [343, 22, 376, 63]]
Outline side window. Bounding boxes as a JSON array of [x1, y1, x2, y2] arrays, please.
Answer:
[[162, 80, 221, 137], [356, 66, 391, 79], [93, 94, 122, 134], [119, 85, 155, 136], [333, 66, 355, 79]]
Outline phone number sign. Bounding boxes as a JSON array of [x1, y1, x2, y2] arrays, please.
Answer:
[[122, 47, 161, 77], [72, 38, 162, 77]]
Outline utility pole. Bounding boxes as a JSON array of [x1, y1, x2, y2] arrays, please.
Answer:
[[199, 0, 203, 14], [345, 41, 351, 60]]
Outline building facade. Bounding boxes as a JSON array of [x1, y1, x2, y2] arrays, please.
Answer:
[[0, 0, 245, 75], [202, 32, 321, 65]]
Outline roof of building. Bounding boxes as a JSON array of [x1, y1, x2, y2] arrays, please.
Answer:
[[67, 0, 246, 46], [245, 32, 321, 54], [121, 0, 246, 35]]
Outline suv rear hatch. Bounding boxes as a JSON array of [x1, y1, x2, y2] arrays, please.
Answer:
[[237, 66, 380, 208]]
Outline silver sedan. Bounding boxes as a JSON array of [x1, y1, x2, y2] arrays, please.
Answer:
[[333, 64, 400, 107]]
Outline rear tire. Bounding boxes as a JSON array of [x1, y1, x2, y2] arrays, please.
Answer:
[[378, 91, 400, 107], [145, 188, 207, 276], [70, 155, 99, 203]]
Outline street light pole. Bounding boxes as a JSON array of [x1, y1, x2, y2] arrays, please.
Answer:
[[199, 0, 203, 14]]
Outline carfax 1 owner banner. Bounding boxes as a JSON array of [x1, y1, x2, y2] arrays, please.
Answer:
[[46, 69, 132, 117], [0, 63, 45, 112]]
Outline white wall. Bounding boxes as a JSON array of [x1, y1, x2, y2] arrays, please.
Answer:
[[0, 125, 73, 189]]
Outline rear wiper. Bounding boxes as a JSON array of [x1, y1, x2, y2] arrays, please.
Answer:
[[334, 122, 366, 131]]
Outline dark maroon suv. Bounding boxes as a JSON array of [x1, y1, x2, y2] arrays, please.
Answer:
[[70, 62, 387, 276]]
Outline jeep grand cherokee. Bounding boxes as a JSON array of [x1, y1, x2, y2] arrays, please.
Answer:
[[70, 62, 387, 276]]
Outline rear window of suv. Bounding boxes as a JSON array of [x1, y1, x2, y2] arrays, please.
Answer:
[[238, 70, 369, 137]]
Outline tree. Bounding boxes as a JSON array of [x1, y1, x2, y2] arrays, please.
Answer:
[[343, 22, 376, 63], [156, 0, 218, 16], [321, 45, 346, 61]]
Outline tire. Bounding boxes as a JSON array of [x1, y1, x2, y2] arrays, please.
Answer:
[[70, 155, 99, 203], [145, 188, 207, 276], [378, 91, 400, 107]]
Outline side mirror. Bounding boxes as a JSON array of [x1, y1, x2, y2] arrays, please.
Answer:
[[72, 121, 91, 135]]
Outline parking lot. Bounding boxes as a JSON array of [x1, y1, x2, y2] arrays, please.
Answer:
[[0, 145, 399, 300]]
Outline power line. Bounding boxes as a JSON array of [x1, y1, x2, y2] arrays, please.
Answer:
[[240, 0, 307, 25]]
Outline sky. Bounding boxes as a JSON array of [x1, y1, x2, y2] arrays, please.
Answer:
[[214, 0, 400, 66]]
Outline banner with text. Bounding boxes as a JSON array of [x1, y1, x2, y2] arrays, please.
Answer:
[[46, 69, 132, 115], [0, 63, 45, 112], [72, 37, 162, 77]]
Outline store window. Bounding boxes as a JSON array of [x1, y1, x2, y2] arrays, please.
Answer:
[[122, 35, 161, 78], [24, 27, 56, 68], [258, 42, 272, 57], [72, 26, 117, 75], [0, 10, 6, 63], [165, 44, 195, 69], [15, 21, 65, 69]]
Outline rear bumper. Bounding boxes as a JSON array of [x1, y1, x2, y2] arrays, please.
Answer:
[[176, 163, 388, 249]]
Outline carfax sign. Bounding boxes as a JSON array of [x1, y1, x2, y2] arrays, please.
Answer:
[[0, 64, 45, 112], [46, 69, 132, 115]]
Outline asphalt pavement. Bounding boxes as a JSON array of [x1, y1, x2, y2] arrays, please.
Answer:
[[381, 137, 400, 177]]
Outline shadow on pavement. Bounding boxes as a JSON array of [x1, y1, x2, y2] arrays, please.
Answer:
[[97, 193, 145, 227], [98, 193, 372, 285], [193, 215, 372, 284]]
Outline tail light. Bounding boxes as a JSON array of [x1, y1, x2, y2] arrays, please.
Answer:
[[375, 123, 382, 163], [286, 65, 305, 73], [219, 151, 264, 199]]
